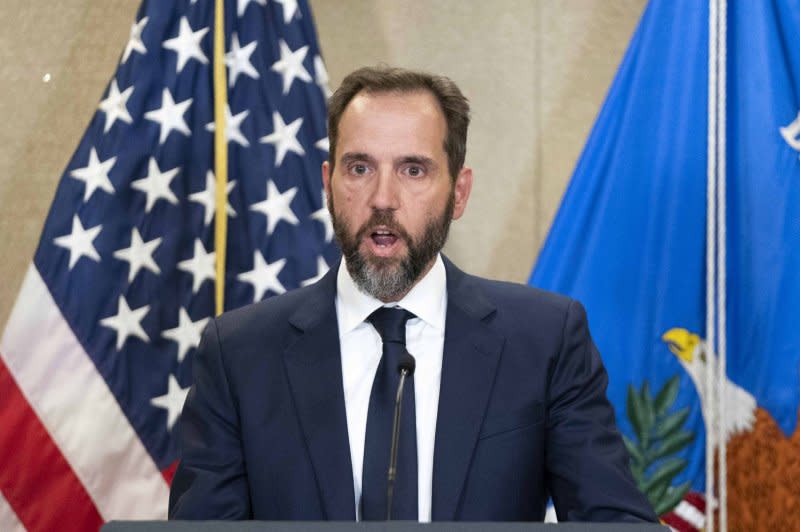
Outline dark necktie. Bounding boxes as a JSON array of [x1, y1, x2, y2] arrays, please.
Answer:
[[361, 307, 418, 520]]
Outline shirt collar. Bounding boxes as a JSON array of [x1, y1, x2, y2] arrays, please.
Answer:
[[336, 254, 447, 334]]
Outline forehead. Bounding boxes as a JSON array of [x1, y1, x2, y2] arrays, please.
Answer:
[[335, 90, 447, 159]]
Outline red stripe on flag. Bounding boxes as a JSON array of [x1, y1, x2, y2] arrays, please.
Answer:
[[0, 354, 104, 532], [661, 512, 699, 532], [683, 491, 706, 512]]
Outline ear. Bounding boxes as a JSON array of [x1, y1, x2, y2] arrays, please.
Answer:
[[322, 161, 332, 201], [451, 166, 473, 220]]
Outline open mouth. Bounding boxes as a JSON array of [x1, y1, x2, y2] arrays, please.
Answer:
[[371, 228, 399, 247], [363, 225, 404, 257]]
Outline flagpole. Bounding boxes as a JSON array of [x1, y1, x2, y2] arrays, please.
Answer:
[[213, 0, 229, 316], [716, 0, 728, 530], [705, 0, 719, 530]]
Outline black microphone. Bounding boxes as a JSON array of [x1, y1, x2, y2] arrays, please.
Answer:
[[386, 352, 416, 520]]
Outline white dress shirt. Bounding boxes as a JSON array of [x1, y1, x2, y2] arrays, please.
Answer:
[[335, 254, 447, 522]]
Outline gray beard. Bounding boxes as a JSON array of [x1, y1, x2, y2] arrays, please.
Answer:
[[347, 253, 417, 303], [330, 195, 454, 302]]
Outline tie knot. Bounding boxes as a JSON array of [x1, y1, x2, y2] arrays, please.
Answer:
[[367, 307, 414, 345]]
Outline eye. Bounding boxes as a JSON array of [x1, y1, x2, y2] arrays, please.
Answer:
[[348, 163, 369, 176], [403, 165, 425, 178]]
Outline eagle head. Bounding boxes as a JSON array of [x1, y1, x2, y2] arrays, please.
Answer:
[[662, 328, 701, 363], [661, 327, 757, 439]]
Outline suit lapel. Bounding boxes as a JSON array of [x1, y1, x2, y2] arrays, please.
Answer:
[[283, 263, 356, 520], [432, 259, 504, 520]]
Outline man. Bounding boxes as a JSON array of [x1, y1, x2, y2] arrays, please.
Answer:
[[169, 66, 657, 523]]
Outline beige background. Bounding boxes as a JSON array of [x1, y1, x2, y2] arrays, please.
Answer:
[[0, 0, 646, 330]]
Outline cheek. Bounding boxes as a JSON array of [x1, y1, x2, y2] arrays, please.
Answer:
[[331, 181, 355, 208], [402, 203, 437, 233], [337, 180, 363, 204], [417, 191, 450, 219]]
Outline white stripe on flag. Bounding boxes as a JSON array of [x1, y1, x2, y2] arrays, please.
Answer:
[[0, 265, 169, 520], [0, 490, 26, 532]]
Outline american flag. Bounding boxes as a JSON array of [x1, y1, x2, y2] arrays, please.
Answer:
[[0, 0, 337, 529]]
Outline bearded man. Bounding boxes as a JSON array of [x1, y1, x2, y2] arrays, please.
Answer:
[[169, 66, 658, 524]]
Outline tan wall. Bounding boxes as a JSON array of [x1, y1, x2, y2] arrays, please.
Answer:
[[0, 0, 645, 329]]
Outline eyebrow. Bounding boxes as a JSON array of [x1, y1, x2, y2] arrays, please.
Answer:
[[339, 152, 438, 169], [339, 152, 376, 166], [396, 155, 437, 168]]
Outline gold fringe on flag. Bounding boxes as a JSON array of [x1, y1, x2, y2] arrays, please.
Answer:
[[213, 0, 228, 316]]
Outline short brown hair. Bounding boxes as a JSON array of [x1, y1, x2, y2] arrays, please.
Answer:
[[327, 66, 470, 180]]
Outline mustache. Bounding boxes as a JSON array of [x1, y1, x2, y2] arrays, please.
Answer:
[[354, 210, 412, 243]]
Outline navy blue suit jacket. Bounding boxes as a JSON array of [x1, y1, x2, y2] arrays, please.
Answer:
[[169, 259, 657, 522]]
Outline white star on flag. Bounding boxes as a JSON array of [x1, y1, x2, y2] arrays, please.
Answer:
[[53, 215, 102, 270], [69, 148, 116, 202], [250, 180, 299, 234], [205, 105, 250, 147], [310, 190, 333, 242], [178, 239, 216, 294], [144, 88, 192, 144], [238, 252, 286, 301], [237, 0, 266, 17], [189, 170, 237, 226], [162, 17, 209, 73], [98, 80, 134, 133], [301, 256, 329, 287], [131, 158, 180, 212], [314, 55, 332, 98], [260, 111, 305, 166], [274, 0, 300, 24], [113, 228, 162, 283], [122, 16, 149, 63], [162, 308, 208, 363], [270, 39, 311, 95], [225, 33, 259, 87], [314, 137, 329, 153], [100, 295, 150, 350], [150, 375, 189, 431]]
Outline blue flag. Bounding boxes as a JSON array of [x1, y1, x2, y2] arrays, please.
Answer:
[[531, 1, 800, 530], [0, 0, 336, 528]]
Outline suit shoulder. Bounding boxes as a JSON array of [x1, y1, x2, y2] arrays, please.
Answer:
[[213, 282, 320, 340], [458, 273, 592, 342], [468, 274, 575, 315]]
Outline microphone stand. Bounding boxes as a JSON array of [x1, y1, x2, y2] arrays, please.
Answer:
[[386, 353, 415, 520]]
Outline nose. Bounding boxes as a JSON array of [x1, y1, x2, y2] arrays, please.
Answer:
[[369, 170, 400, 211]]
